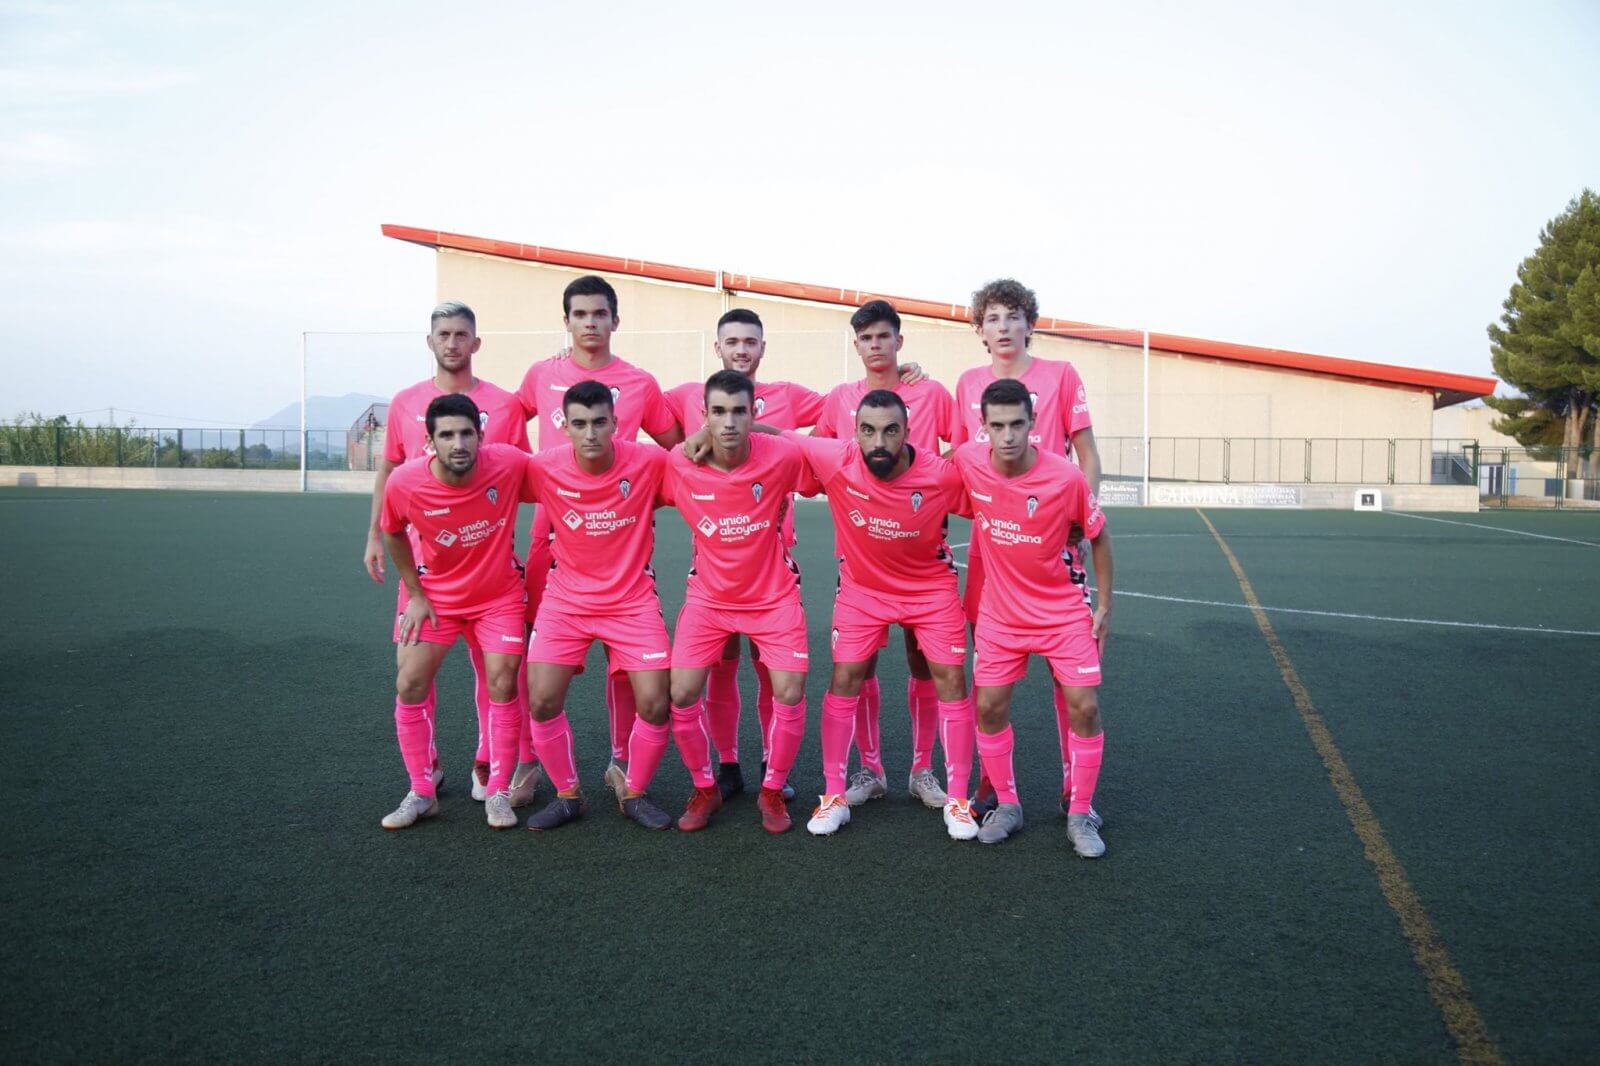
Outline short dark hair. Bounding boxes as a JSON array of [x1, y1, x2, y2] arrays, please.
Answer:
[[980, 378, 1033, 419], [859, 388, 908, 422], [425, 393, 482, 435], [563, 379, 614, 415], [562, 274, 619, 317], [717, 308, 763, 334], [704, 369, 755, 408], [850, 299, 901, 335], [430, 301, 476, 331]]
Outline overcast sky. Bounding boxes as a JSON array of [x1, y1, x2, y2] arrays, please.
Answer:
[[4, 0, 1597, 427]]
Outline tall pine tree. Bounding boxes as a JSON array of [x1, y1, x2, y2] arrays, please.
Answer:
[[1486, 189, 1600, 476]]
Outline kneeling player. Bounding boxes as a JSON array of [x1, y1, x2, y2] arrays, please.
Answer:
[[378, 394, 536, 831], [521, 381, 716, 832], [770, 390, 980, 839], [954, 379, 1113, 856]]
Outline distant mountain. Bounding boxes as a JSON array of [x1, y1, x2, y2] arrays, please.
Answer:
[[253, 393, 387, 431]]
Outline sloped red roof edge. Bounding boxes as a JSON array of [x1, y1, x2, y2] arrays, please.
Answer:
[[384, 224, 1496, 405]]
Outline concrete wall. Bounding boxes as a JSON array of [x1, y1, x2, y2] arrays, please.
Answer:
[[1433, 403, 1518, 447], [437, 248, 1437, 445], [0, 467, 374, 493]]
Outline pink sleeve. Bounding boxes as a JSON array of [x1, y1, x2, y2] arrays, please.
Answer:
[[941, 461, 972, 519], [1064, 363, 1093, 435], [791, 431, 847, 483], [791, 386, 826, 429], [520, 454, 543, 503], [506, 401, 531, 452], [379, 473, 409, 534], [811, 391, 840, 440], [948, 380, 971, 449], [1078, 473, 1106, 539], [382, 397, 407, 464], [656, 451, 679, 507], [932, 383, 958, 444], [639, 378, 677, 437], [662, 385, 688, 429]]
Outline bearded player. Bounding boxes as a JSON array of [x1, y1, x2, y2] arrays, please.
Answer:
[[950, 278, 1102, 822], [363, 302, 540, 807], [813, 300, 959, 809], [954, 379, 1112, 856], [377, 394, 536, 831]]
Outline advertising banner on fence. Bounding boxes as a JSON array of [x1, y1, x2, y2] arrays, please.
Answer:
[[1148, 484, 1303, 508]]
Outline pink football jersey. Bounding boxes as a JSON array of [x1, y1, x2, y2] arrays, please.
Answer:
[[812, 377, 957, 453], [949, 357, 1093, 457], [383, 378, 529, 464], [516, 355, 676, 451]]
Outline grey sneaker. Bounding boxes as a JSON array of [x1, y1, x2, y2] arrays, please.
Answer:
[[381, 790, 439, 830], [977, 802, 1024, 844], [844, 768, 888, 806], [1066, 813, 1106, 858], [603, 762, 628, 805], [621, 793, 672, 830], [471, 761, 489, 802], [430, 765, 445, 793], [507, 762, 544, 808], [526, 793, 585, 831], [907, 768, 948, 809], [485, 790, 517, 829], [761, 761, 796, 801], [1060, 791, 1104, 830]]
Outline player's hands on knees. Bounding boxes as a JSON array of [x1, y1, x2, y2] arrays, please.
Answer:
[[398, 597, 436, 645], [364, 534, 386, 583], [898, 361, 926, 385], [685, 427, 714, 464], [1092, 602, 1112, 656]]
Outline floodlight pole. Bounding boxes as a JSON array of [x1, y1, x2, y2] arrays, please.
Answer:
[[1141, 328, 1150, 504], [299, 331, 308, 493]]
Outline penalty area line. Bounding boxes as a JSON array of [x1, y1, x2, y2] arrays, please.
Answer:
[[1389, 511, 1600, 547], [1119, 591, 1600, 638], [1197, 509, 1503, 1066]]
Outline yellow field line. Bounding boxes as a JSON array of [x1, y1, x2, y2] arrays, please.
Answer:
[[1197, 509, 1503, 1066]]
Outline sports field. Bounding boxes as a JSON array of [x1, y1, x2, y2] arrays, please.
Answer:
[[2, 488, 1596, 1063]]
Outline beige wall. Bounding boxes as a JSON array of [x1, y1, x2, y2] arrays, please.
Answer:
[[437, 248, 1438, 449], [1433, 403, 1518, 447]]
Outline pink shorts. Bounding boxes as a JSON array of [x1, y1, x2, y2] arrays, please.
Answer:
[[673, 599, 809, 671], [394, 591, 527, 653], [831, 590, 967, 666], [972, 618, 1101, 688], [528, 602, 671, 672]]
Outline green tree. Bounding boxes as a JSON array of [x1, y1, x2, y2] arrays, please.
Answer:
[[1486, 189, 1600, 476]]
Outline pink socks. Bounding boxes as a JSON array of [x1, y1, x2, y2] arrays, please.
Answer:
[[468, 643, 491, 763], [1067, 731, 1104, 814], [394, 698, 436, 796], [855, 676, 883, 774], [423, 684, 439, 769], [754, 659, 775, 761], [975, 725, 1019, 805], [516, 663, 535, 764], [530, 713, 579, 795], [670, 703, 716, 789], [624, 717, 670, 795], [820, 692, 859, 795], [938, 697, 976, 801], [762, 699, 806, 790], [705, 657, 741, 762], [1053, 685, 1072, 793], [908, 677, 938, 773], [486, 699, 521, 794], [608, 670, 637, 763]]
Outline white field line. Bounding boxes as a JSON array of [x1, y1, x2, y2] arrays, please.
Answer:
[[1390, 511, 1600, 547], [1120, 590, 1600, 637]]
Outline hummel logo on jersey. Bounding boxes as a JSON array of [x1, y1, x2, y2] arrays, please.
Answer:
[[435, 530, 458, 547], [562, 509, 583, 530], [847, 509, 867, 527], [752, 482, 764, 503], [1077, 665, 1100, 674], [557, 488, 581, 498], [642, 650, 667, 661], [499, 633, 522, 643], [845, 486, 870, 501], [423, 507, 451, 516], [696, 516, 717, 537], [619, 478, 631, 499], [1026, 495, 1038, 518], [691, 492, 716, 501], [950, 644, 966, 654], [548, 383, 568, 392], [971, 491, 993, 502], [414, 414, 426, 421], [910, 491, 923, 512], [487, 487, 499, 506]]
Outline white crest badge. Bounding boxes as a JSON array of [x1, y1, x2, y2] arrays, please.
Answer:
[[619, 478, 631, 499], [609, 386, 622, 406], [1026, 495, 1039, 518], [487, 486, 499, 506], [910, 491, 923, 513], [752, 481, 764, 503], [479, 411, 490, 429], [755, 396, 767, 416]]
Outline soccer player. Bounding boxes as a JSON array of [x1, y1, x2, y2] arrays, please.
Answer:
[[663, 370, 813, 834], [362, 301, 540, 807], [760, 390, 980, 839], [377, 394, 536, 831], [950, 278, 1102, 819], [515, 275, 683, 802], [519, 381, 714, 832], [813, 300, 959, 809], [953, 379, 1112, 856]]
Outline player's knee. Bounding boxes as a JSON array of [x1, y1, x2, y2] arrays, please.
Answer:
[[927, 663, 966, 701], [637, 693, 671, 725], [486, 671, 518, 704], [829, 661, 868, 697], [669, 682, 701, 709], [975, 693, 1009, 730], [395, 673, 430, 704], [771, 677, 804, 705], [1066, 689, 1100, 731], [527, 691, 562, 721]]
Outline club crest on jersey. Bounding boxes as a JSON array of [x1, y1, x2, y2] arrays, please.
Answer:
[[487, 486, 498, 506], [831, 628, 839, 648], [552, 410, 566, 429], [1026, 495, 1039, 518], [619, 478, 631, 499], [910, 491, 924, 513], [479, 411, 490, 429], [1029, 392, 1039, 407], [609, 386, 621, 405], [752, 481, 764, 503], [755, 397, 766, 416]]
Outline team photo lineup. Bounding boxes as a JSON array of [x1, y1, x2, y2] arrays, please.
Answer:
[[369, 274, 1114, 853]]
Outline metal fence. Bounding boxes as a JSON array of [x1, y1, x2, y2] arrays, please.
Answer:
[[0, 424, 360, 471], [1475, 446, 1599, 509], [1096, 438, 1482, 486]]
